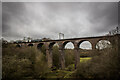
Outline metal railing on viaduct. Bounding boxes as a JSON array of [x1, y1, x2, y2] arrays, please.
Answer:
[[14, 34, 120, 69]]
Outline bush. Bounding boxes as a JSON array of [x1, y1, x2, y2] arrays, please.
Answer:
[[34, 51, 50, 78], [75, 48, 120, 79], [52, 46, 60, 69], [2, 55, 33, 79], [64, 49, 75, 67], [66, 64, 75, 71], [2, 45, 49, 79], [52, 47, 75, 69]]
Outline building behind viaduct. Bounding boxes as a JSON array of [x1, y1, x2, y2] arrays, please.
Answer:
[[15, 34, 120, 69]]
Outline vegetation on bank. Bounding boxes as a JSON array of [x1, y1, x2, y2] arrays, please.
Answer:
[[2, 43, 120, 79], [75, 48, 120, 79]]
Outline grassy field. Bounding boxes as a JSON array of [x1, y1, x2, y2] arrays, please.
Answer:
[[80, 57, 91, 63]]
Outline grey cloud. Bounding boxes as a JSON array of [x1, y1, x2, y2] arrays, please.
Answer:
[[2, 2, 118, 40], [2, 2, 26, 38], [86, 3, 118, 33], [2, 0, 120, 2], [0, 4, 1, 37]]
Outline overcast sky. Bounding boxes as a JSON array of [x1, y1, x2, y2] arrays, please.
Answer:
[[2, 2, 118, 41]]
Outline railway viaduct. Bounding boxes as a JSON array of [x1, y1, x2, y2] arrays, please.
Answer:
[[15, 34, 120, 69]]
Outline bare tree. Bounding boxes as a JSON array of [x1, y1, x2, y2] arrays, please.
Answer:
[[109, 27, 120, 35], [96, 40, 112, 50]]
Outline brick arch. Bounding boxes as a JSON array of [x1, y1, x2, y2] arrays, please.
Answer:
[[37, 43, 44, 50], [77, 40, 92, 49], [28, 43, 34, 47], [96, 39, 112, 49], [96, 39, 112, 44], [16, 44, 21, 47], [49, 42, 59, 49], [63, 41, 75, 49]]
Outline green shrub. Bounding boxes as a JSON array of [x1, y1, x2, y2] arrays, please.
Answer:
[[75, 48, 120, 79], [2, 55, 33, 79], [64, 49, 75, 67], [52, 46, 60, 69], [66, 64, 75, 71], [52, 47, 75, 69], [40, 45, 46, 55], [2, 45, 49, 79], [34, 51, 50, 78]]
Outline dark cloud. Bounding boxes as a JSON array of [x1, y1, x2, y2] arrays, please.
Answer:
[[86, 2, 118, 33], [0, 4, 1, 39], [2, 2, 26, 36], [2, 0, 120, 2], [2, 2, 118, 40]]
